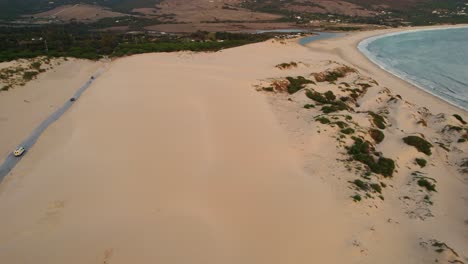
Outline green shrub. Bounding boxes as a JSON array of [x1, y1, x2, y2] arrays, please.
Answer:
[[1, 85, 11, 91], [403, 136, 433, 156], [417, 178, 436, 192], [458, 138, 467, 143], [23, 71, 39, 81], [352, 194, 362, 202], [321, 105, 337, 114], [340, 82, 351, 88], [377, 157, 395, 177], [370, 183, 382, 193], [453, 114, 467, 125], [445, 125, 463, 132], [314, 66, 355, 82], [324, 90, 336, 101], [324, 71, 344, 82], [333, 101, 349, 111], [304, 104, 315, 109], [334, 121, 348, 129], [415, 158, 427, 168], [369, 129, 385, 144], [341, 128, 355, 135], [348, 138, 395, 177], [286, 76, 314, 94], [357, 83, 372, 89], [353, 179, 368, 190], [348, 138, 373, 155], [276, 61, 298, 69], [306, 90, 329, 104], [369, 112, 386, 129], [316, 117, 330, 124], [321, 102, 348, 114]]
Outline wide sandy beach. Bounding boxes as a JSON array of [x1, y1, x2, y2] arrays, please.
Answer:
[[0, 27, 466, 263]]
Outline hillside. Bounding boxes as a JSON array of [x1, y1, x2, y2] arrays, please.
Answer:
[[1, 0, 467, 26], [0, 0, 161, 19]]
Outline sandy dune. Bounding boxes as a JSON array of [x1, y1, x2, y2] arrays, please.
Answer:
[[0, 58, 102, 164], [0, 28, 467, 263], [0, 46, 349, 263]]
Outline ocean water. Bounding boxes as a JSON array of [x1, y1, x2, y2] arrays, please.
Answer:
[[358, 27, 468, 111]]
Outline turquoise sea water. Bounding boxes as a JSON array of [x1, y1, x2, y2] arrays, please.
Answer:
[[358, 27, 468, 111]]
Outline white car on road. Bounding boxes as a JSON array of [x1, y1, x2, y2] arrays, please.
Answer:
[[13, 146, 26, 157]]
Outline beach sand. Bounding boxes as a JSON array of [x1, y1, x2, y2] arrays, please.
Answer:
[[0, 27, 466, 263], [0, 58, 102, 163]]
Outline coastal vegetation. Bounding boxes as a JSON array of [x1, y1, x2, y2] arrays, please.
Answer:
[[315, 116, 331, 124], [403, 136, 433, 156], [286, 76, 314, 94], [453, 114, 467, 125], [348, 137, 395, 177], [0, 57, 54, 91], [276, 61, 298, 70], [352, 194, 362, 202], [312, 66, 355, 83], [0, 25, 271, 62], [369, 129, 385, 144], [417, 178, 437, 192], [415, 158, 428, 168], [340, 128, 355, 135], [368, 111, 387, 129], [306, 89, 350, 113]]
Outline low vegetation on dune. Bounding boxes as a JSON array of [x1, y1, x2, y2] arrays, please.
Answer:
[[348, 137, 395, 177], [1, 57, 51, 91], [369, 129, 385, 144], [306, 89, 351, 114], [315, 116, 331, 124], [275, 61, 298, 70], [286, 76, 314, 94], [368, 111, 387, 129], [340, 128, 355, 135], [417, 178, 437, 192], [403, 136, 433, 156], [415, 158, 427, 168], [411, 171, 437, 193], [453, 114, 467, 125], [312, 66, 356, 83], [257, 61, 461, 209]]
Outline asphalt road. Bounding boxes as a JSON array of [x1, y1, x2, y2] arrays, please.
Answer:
[[0, 69, 103, 182]]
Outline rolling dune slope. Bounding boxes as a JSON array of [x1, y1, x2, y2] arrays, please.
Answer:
[[0, 46, 348, 263]]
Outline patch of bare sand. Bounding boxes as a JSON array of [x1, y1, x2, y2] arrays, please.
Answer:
[[0, 44, 348, 263], [0, 58, 102, 163]]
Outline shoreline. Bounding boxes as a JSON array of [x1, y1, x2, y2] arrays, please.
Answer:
[[306, 25, 468, 115], [357, 25, 468, 112]]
